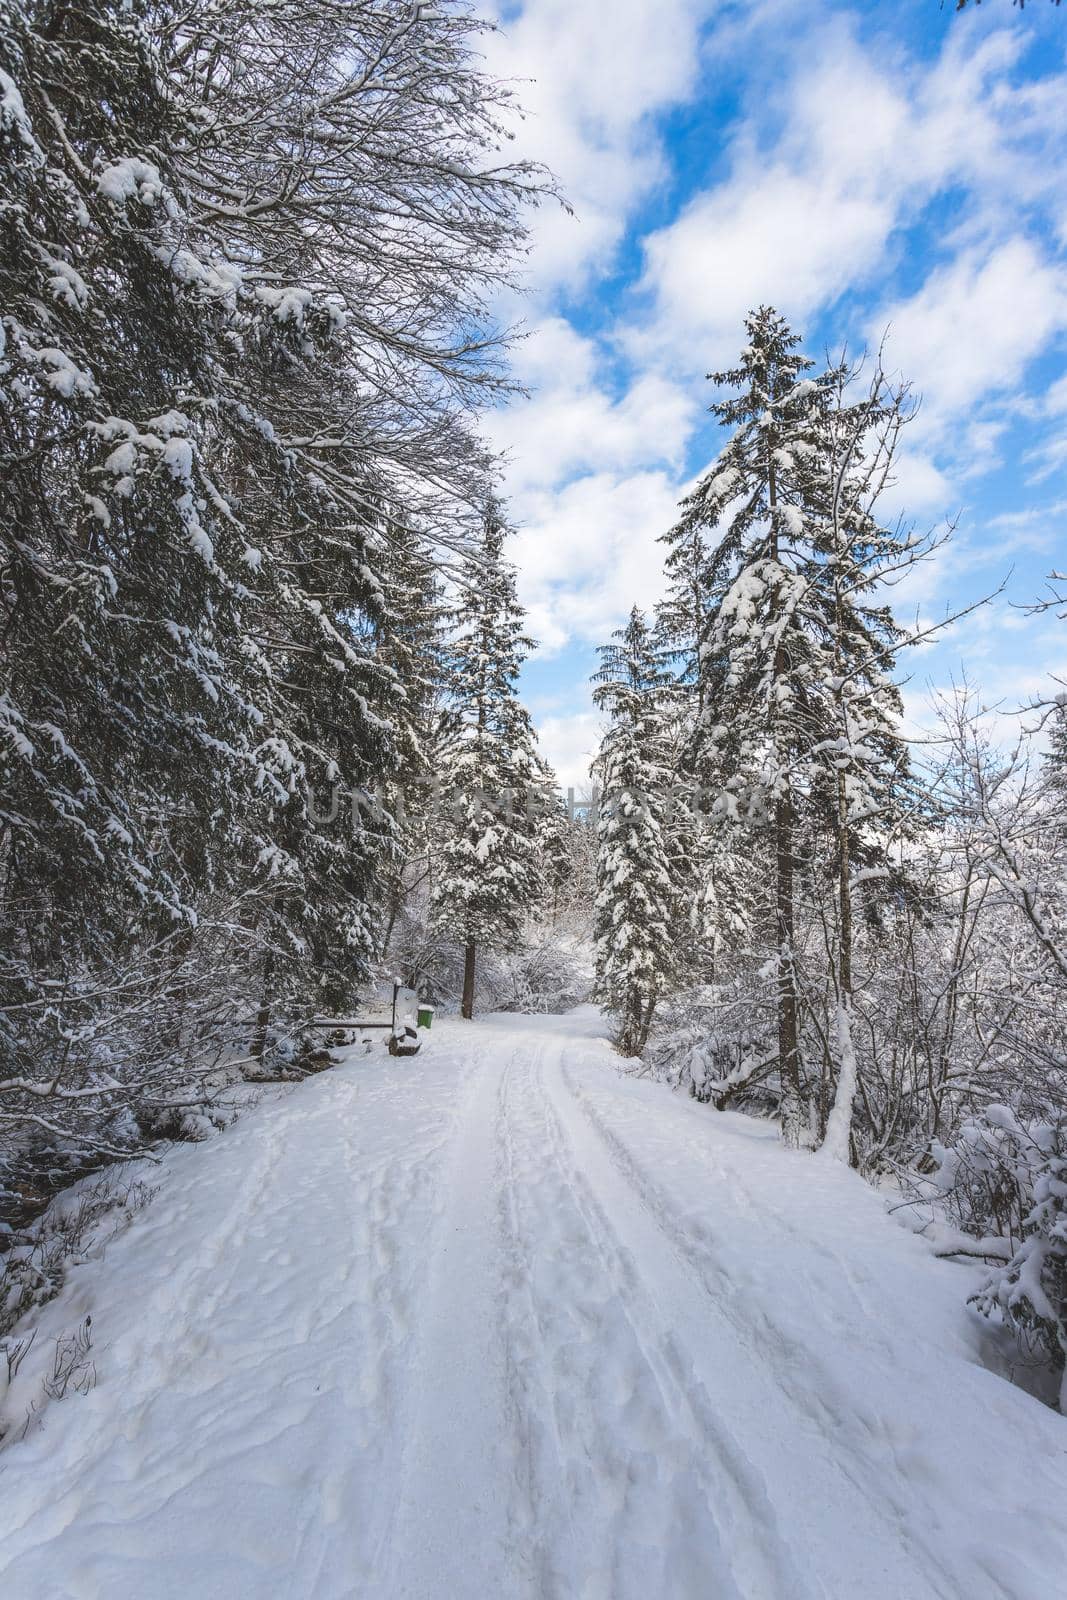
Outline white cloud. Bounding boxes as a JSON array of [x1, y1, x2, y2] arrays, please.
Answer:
[[875, 240, 1067, 435], [870, 239, 1067, 504], [482, 0, 720, 292], [486, 318, 698, 495], [900, 622, 1067, 754], [512, 469, 681, 652], [629, 24, 1067, 371], [534, 704, 603, 792], [1046, 373, 1067, 416]]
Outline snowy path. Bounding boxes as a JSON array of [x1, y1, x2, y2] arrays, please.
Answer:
[[2, 1009, 1066, 1599]]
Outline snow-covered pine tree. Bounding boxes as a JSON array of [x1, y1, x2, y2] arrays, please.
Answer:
[[663, 311, 920, 1146], [374, 505, 452, 962], [592, 608, 677, 1056], [0, 0, 272, 1117], [1, 0, 544, 1178], [1044, 698, 1067, 815], [0, 0, 411, 1096], [431, 505, 540, 1020], [659, 312, 822, 1135], [651, 602, 759, 984], [529, 757, 578, 929]]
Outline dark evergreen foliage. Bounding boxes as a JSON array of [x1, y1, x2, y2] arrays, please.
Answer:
[[0, 0, 542, 1190]]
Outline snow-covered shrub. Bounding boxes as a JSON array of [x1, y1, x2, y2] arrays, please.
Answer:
[[383, 908, 468, 1011], [928, 1107, 1067, 1406], [929, 1106, 1054, 1247], [962, 1119, 1067, 1409], [383, 922, 591, 1018], [490, 940, 592, 1015], [1, 1174, 157, 1346], [137, 1095, 238, 1144], [645, 977, 778, 1114]]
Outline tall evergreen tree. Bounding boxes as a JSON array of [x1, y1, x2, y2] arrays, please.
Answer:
[[0, 0, 406, 1080], [374, 505, 451, 962], [1044, 698, 1067, 812], [592, 609, 676, 1056], [530, 757, 577, 929], [431, 506, 539, 1019], [0, 0, 543, 1173], [663, 310, 919, 1145], [660, 312, 821, 1137]]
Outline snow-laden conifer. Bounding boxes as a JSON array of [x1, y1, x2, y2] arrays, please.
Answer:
[[0, 0, 543, 1177], [663, 311, 922, 1145], [592, 609, 676, 1056], [431, 506, 540, 1019]]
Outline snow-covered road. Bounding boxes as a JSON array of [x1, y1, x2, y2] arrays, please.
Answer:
[[3, 1008, 1066, 1599]]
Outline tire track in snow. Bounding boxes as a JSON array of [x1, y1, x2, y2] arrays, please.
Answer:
[[552, 1051, 971, 1600], [365, 1044, 525, 1600], [498, 1041, 799, 1600], [289, 1048, 487, 1599]]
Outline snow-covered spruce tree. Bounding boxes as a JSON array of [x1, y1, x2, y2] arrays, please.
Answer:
[[662, 311, 920, 1146], [653, 600, 760, 982], [529, 756, 578, 929], [968, 1114, 1067, 1413], [592, 609, 677, 1057], [375, 505, 452, 964], [0, 0, 407, 1128], [1044, 698, 1067, 814], [1, 0, 543, 1183], [431, 506, 540, 1020], [0, 0, 276, 1140], [659, 313, 818, 1136]]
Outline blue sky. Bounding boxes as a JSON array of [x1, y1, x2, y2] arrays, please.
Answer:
[[477, 0, 1067, 788]]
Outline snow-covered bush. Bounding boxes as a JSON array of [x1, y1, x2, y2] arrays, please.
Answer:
[[645, 978, 778, 1114], [382, 911, 591, 1018], [959, 1117, 1067, 1410], [1, 1173, 157, 1348], [930, 1106, 1056, 1248], [489, 940, 592, 1015]]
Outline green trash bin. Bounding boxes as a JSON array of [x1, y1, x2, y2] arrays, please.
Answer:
[[417, 1004, 434, 1029]]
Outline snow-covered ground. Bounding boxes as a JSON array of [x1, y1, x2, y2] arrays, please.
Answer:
[[2, 1007, 1065, 1599]]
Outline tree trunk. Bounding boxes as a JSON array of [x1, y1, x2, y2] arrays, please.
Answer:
[[635, 990, 658, 1055], [461, 938, 476, 1020], [821, 773, 858, 1162], [776, 788, 803, 1144], [768, 440, 803, 1145], [381, 865, 404, 958], [837, 770, 853, 1001], [250, 951, 273, 1065]]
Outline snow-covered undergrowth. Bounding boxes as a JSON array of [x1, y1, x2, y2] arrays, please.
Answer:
[[0, 1077, 274, 1439], [924, 1108, 1067, 1410], [643, 976, 1067, 1408], [0, 1009, 1064, 1600], [1, 1169, 159, 1437], [385, 905, 593, 1017]]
